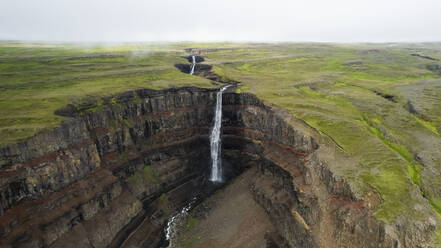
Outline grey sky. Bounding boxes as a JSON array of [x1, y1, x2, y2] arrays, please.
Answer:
[[1, 0, 440, 42]]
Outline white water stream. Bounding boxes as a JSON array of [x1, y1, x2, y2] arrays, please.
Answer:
[[164, 197, 196, 247], [189, 55, 196, 75], [209, 85, 230, 182]]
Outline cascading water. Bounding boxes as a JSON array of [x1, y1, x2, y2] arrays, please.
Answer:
[[209, 85, 230, 182], [162, 57, 228, 247], [163, 197, 196, 248], [189, 55, 196, 75]]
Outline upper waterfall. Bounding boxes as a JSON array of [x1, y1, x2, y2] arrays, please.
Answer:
[[190, 55, 196, 75]]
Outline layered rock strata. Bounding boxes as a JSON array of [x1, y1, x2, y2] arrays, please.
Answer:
[[0, 87, 434, 248]]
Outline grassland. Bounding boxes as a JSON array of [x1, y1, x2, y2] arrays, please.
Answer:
[[1, 41, 441, 237], [206, 43, 441, 233], [0, 42, 218, 146]]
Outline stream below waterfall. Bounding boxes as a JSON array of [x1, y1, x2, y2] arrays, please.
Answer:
[[163, 197, 197, 248]]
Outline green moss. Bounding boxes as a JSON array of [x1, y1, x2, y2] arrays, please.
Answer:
[[132, 90, 142, 104], [186, 214, 199, 230], [415, 116, 439, 136], [361, 118, 425, 195], [324, 58, 346, 71], [298, 86, 323, 98], [408, 162, 423, 187], [434, 231, 441, 248], [289, 97, 419, 222], [128, 171, 142, 184], [96, 99, 104, 107], [371, 117, 382, 124], [364, 119, 413, 162], [127, 165, 159, 185], [123, 118, 132, 127], [176, 206, 202, 248], [237, 63, 251, 72], [362, 167, 414, 222], [238, 84, 250, 92], [334, 81, 347, 87], [143, 165, 159, 183], [82, 99, 105, 113], [429, 198, 441, 216], [158, 193, 170, 213]]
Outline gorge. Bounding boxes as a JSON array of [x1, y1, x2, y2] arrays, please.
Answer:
[[0, 55, 437, 248]]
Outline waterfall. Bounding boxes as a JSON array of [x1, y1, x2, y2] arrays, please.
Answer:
[[209, 85, 230, 182], [189, 55, 196, 75]]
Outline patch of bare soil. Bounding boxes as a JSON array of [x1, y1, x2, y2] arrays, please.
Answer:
[[176, 167, 276, 248]]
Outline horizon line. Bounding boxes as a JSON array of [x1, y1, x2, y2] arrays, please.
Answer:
[[1, 39, 441, 45]]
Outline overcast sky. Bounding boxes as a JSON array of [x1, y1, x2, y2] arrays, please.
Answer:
[[1, 0, 440, 42]]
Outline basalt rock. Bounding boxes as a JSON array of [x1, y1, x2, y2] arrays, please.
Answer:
[[0, 87, 436, 248], [183, 55, 204, 63], [174, 63, 212, 76]]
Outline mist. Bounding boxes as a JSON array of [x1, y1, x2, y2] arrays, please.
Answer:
[[1, 0, 440, 42]]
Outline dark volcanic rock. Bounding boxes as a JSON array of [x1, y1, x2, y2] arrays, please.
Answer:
[[411, 53, 439, 61], [174, 63, 212, 75], [0, 87, 435, 248], [183, 55, 204, 63]]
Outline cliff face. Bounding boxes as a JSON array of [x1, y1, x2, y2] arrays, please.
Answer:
[[0, 87, 434, 248], [0, 87, 217, 248], [222, 93, 392, 248]]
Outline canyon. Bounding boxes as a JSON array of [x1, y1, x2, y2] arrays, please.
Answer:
[[0, 84, 435, 247], [0, 45, 440, 248]]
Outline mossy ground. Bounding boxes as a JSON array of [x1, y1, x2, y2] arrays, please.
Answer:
[[0, 42, 214, 146], [208, 43, 441, 229], [2, 42, 441, 241]]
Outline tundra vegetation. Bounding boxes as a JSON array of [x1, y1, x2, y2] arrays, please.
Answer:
[[1, 41, 441, 241]]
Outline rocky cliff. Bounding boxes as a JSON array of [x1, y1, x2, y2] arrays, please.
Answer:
[[0, 87, 435, 247]]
